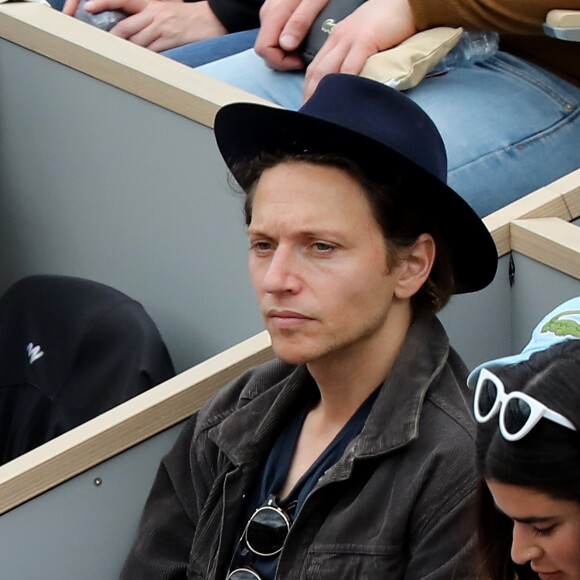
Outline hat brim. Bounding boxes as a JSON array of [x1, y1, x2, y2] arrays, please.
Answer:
[[215, 103, 497, 294]]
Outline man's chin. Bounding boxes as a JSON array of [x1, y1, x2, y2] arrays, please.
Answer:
[[270, 337, 330, 366], [270, 337, 313, 366], [272, 346, 311, 366]]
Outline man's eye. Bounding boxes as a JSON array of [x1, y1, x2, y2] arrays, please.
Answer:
[[312, 242, 334, 251], [250, 241, 272, 252]]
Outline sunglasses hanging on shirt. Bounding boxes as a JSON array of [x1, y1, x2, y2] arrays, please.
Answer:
[[227, 495, 295, 580]]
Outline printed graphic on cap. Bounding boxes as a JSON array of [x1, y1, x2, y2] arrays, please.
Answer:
[[541, 310, 580, 338]]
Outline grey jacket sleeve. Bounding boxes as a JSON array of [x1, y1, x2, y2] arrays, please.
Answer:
[[404, 402, 478, 578], [120, 416, 199, 580]]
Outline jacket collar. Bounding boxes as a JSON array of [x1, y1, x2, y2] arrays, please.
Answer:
[[210, 316, 450, 466], [353, 315, 449, 456]]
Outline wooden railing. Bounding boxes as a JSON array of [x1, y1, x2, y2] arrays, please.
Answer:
[[0, 2, 273, 126]]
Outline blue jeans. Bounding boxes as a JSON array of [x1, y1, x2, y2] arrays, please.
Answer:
[[199, 49, 580, 217], [162, 29, 258, 68]]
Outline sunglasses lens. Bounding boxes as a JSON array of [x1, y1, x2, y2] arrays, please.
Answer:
[[504, 397, 532, 436], [246, 506, 290, 556], [227, 569, 262, 580], [477, 378, 498, 418]]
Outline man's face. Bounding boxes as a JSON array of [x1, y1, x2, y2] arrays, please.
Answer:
[[248, 161, 408, 366]]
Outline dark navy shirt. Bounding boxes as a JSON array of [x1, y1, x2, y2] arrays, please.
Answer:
[[229, 385, 380, 579]]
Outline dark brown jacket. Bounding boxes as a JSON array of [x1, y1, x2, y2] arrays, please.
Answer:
[[121, 316, 478, 579]]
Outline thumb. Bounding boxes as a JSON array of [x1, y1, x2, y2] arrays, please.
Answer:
[[279, 0, 330, 50]]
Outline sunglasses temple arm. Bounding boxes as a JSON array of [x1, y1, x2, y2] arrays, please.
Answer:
[[545, 410, 577, 431]]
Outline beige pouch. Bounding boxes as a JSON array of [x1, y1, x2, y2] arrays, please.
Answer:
[[360, 27, 464, 90]]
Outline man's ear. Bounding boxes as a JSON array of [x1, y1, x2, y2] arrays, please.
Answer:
[[394, 233, 436, 299]]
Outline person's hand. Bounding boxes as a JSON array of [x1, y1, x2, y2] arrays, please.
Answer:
[[255, 0, 331, 70], [62, 0, 163, 19], [64, 0, 227, 52], [303, 0, 417, 100], [63, 0, 83, 16]]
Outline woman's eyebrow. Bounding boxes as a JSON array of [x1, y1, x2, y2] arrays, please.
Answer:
[[511, 515, 555, 524], [493, 502, 556, 524]]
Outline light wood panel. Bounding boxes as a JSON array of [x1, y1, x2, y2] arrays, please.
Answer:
[[510, 217, 580, 281], [484, 170, 580, 257], [0, 3, 274, 128]]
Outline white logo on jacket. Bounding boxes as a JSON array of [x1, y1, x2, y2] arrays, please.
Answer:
[[27, 343, 44, 364]]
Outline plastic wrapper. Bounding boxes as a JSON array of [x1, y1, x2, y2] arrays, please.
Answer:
[[74, 0, 127, 31]]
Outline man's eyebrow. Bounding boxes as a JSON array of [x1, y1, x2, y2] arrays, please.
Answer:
[[247, 226, 342, 238]]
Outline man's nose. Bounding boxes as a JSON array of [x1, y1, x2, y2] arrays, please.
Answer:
[[262, 246, 301, 294]]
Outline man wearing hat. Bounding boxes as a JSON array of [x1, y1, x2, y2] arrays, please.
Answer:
[[121, 74, 497, 579]]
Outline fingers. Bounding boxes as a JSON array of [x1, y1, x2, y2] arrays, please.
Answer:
[[278, 0, 330, 51], [146, 35, 180, 52], [303, 42, 371, 100], [301, 0, 418, 101], [68, 0, 221, 51], [83, 0, 147, 14], [302, 15, 371, 100], [62, 0, 81, 16], [260, 46, 306, 70], [303, 40, 347, 101], [255, 0, 301, 67], [255, 0, 331, 69], [110, 1, 225, 52], [110, 11, 156, 41]]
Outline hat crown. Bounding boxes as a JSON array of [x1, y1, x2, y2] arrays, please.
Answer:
[[214, 73, 498, 294], [300, 74, 448, 183]]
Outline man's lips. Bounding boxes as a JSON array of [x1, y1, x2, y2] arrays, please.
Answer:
[[266, 309, 313, 328]]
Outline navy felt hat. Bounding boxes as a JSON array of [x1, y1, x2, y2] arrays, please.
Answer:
[[214, 73, 497, 294]]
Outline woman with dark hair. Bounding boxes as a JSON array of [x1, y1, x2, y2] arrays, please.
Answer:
[[469, 297, 580, 580]]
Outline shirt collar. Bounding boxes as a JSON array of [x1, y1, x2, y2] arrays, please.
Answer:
[[210, 316, 450, 464]]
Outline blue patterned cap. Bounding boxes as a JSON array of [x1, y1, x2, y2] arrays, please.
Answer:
[[467, 296, 580, 389]]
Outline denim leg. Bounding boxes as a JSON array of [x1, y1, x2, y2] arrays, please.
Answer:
[[48, 0, 66, 10], [406, 52, 580, 216], [162, 29, 259, 68], [198, 48, 305, 108], [200, 50, 580, 216]]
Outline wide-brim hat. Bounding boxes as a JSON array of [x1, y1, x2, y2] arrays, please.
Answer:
[[214, 73, 497, 294]]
